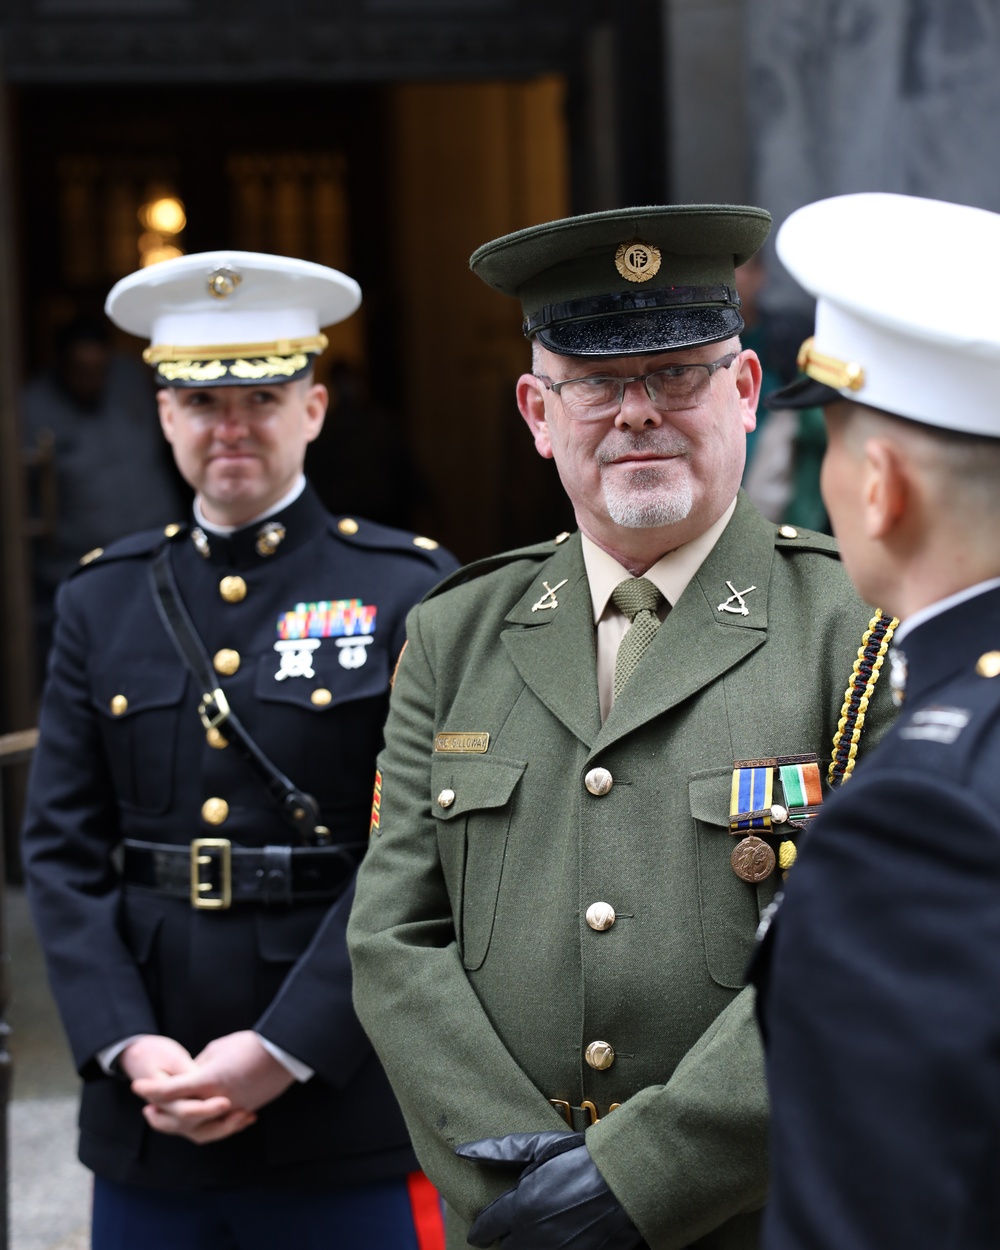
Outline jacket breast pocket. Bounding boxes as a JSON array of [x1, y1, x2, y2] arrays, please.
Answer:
[[690, 766, 780, 989], [91, 665, 187, 814], [430, 755, 526, 972]]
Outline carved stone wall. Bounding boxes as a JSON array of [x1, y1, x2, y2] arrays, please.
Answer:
[[746, 0, 1000, 310]]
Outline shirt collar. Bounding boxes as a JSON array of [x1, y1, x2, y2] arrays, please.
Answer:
[[581, 497, 738, 622], [893, 576, 1000, 646], [194, 474, 307, 536]]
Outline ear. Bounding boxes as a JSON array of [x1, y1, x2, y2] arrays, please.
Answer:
[[734, 350, 763, 433], [516, 373, 554, 460], [862, 437, 908, 539], [302, 382, 328, 444], [157, 388, 176, 444]]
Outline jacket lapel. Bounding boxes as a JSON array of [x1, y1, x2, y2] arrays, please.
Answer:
[[501, 536, 602, 747], [589, 495, 775, 758]]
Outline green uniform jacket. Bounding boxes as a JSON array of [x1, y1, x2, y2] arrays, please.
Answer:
[[348, 494, 892, 1249]]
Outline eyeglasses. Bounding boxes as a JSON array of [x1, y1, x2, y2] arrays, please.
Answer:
[[535, 352, 740, 421]]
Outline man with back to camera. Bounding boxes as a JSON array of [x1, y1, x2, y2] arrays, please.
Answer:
[[347, 205, 896, 1250], [751, 193, 1000, 1250], [21, 249, 457, 1249]]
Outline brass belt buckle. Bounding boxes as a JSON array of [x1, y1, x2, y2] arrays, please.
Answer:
[[190, 838, 232, 909]]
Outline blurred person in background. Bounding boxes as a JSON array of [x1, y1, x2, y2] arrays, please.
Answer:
[[20, 312, 187, 674]]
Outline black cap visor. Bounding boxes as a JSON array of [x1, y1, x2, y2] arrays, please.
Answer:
[[154, 353, 316, 388], [764, 374, 843, 410], [535, 305, 744, 358]]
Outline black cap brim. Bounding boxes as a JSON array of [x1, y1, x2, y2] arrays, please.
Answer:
[[536, 306, 745, 358], [764, 374, 842, 410]]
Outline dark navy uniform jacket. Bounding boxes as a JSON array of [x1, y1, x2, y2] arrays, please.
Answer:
[[22, 483, 458, 1191], [751, 583, 1000, 1250]]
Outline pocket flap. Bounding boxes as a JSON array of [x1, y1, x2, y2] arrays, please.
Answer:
[[430, 755, 527, 821], [254, 648, 389, 711], [91, 665, 187, 719], [688, 767, 733, 829]]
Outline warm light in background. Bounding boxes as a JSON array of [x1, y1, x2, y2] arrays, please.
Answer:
[[139, 196, 186, 234], [137, 194, 186, 266]]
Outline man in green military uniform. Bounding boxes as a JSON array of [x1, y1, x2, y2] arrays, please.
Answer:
[[348, 206, 893, 1249]]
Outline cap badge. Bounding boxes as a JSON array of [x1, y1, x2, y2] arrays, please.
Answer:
[[614, 240, 662, 284], [207, 267, 242, 300]]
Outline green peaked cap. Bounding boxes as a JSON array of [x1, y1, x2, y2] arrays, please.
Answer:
[[469, 203, 771, 358]]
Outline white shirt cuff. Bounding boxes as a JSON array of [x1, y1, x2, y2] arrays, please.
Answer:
[[256, 1034, 314, 1083]]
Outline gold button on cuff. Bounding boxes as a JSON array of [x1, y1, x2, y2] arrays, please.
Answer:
[[585, 1040, 615, 1071], [201, 797, 229, 826], [110, 694, 128, 716], [584, 767, 613, 796], [206, 726, 228, 749], [219, 575, 247, 603], [976, 651, 1000, 678], [586, 902, 616, 931], [778, 525, 798, 539], [437, 788, 456, 809], [413, 535, 439, 550], [311, 688, 333, 707], [213, 648, 241, 676], [338, 517, 359, 535], [164, 523, 182, 538]]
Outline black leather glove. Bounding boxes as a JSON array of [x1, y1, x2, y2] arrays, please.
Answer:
[[455, 1130, 647, 1249]]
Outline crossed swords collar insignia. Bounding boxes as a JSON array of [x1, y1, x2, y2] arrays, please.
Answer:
[[530, 577, 757, 616]]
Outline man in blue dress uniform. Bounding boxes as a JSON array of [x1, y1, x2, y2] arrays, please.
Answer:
[[751, 193, 1000, 1249], [22, 250, 457, 1249]]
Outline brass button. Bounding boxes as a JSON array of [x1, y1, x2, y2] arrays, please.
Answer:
[[80, 547, 103, 565], [584, 767, 613, 796], [584, 1040, 615, 1071], [311, 688, 333, 707], [778, 525, 798, 539], [213, 648, 241, 676], [413, 535, 439, 550], [219, 575, 247, 604], [437, 788, 456, 809], [206, 726, 228, 750], [554, 531, 571, 544], [586, 902, 616, 931], [201, 797, 229, 826], [164, 523, 182, 538], [976, 651, 1000, 678], [109, 694, 128, 716], [338, 517, 359, 535]]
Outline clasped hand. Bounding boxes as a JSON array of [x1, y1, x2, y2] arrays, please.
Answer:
[[122, 1030, 295, 1144]]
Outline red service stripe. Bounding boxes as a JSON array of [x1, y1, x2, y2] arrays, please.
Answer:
[[407, 1171, 445, 1250]]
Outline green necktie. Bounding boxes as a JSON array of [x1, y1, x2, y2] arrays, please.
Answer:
[[612, 577, 667, 699]]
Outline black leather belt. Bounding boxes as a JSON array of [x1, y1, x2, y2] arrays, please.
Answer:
[[122, 838, 366, 910]]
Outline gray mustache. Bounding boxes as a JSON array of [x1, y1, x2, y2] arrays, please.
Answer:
[[595, 434, 689, 466]]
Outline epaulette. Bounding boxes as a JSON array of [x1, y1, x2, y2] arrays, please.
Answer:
[[423, 530, 575, 601], [69, 521, 187, 576], [773, 523, 840, 557], [327, 514, 454, 570]]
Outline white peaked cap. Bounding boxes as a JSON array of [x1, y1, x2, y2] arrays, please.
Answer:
[[105, 250, 361, 386], [776, 192, 1000, 438]]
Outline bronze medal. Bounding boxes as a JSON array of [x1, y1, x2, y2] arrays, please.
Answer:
[[731, 835, 776, 883]]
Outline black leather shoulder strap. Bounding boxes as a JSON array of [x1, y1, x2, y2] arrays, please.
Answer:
[[149, 545, 320, 841]]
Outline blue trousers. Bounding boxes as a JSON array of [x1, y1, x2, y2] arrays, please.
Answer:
[[92, 1173, 445, 1250]]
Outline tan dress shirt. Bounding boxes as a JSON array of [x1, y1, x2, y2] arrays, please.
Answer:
[[582, 498, 738, 721]]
